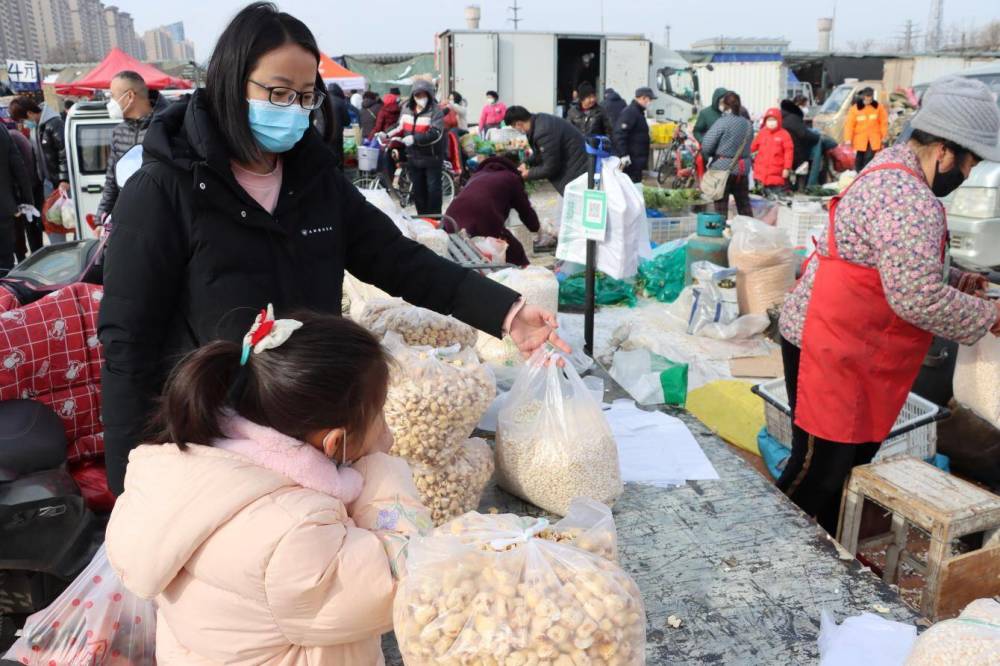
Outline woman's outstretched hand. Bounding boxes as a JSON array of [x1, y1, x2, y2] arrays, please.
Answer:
[[509, 305, 571, 357]]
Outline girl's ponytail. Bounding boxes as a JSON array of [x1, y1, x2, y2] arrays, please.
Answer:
[[151, 341, 242, 448]]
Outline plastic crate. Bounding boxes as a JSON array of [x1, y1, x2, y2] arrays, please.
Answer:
[[753, 378, 939, 461], [648, 215, 697, 245], [777, 205, 828, 249]]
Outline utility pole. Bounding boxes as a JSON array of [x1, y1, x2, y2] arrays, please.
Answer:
[[926, 0, 944, 51], [664, 24, 671, 48], [508, 0, 522, 31], [897, 19, 921, 53]]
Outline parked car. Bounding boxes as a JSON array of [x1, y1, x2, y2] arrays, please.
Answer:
[[64, 91, 188, 240], [942, 63, 1000, 270], [811, 79, 887, 145]]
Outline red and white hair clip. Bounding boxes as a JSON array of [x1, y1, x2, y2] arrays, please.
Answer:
[[240, 304, 303, 366]]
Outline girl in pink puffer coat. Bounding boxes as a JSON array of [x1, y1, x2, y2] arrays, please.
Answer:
[[105, 308, 431, 665]]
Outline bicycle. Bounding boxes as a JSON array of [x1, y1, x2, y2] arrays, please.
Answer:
[[655, 123, 700, 189], [352, 135, 458, 211]]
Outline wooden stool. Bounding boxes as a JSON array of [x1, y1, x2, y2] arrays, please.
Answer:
[[837, 457, 1000, 620]]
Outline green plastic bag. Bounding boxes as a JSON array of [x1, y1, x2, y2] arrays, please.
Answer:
[[655, 353, 689, 406], [637, 244, 686, 303], [559, 272, 637, 308]]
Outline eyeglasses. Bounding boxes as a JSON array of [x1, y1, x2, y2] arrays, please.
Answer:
[[249, 79, 326, 110]]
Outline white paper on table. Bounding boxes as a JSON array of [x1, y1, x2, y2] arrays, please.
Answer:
[[604, 399, 719, 484]]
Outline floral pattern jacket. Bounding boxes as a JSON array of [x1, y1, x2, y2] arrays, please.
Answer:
[[780, 143, 997, 347]]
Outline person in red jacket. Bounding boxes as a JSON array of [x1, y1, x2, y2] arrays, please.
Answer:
[[369, 90, 401, 139], [751, 107, 794, 195], [445, 155, 540, 266]]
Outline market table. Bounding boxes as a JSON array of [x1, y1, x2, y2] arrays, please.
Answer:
[[382, 368, 919, 664]]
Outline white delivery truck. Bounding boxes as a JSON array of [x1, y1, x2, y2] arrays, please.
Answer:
[[692, 61, 815, 120], [436, 30, 700, 126]]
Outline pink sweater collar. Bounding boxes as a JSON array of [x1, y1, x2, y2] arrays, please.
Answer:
[[212, 413, 363, 504]]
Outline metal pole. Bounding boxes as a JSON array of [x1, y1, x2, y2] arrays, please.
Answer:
[[584, 137, 599, 357]]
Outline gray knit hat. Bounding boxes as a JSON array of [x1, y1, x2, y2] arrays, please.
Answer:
[[911, 75, 1000, 162]]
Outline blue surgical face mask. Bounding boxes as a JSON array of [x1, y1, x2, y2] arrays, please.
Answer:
[[246, 99, 311, 153], [25, 119, 37, 130]]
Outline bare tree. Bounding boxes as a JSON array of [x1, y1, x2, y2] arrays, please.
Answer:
[[974, 20, 1000, 50], [846, 38, 879, 53], [46, 42, 90, 63]]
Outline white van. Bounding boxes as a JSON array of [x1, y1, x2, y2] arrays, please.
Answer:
[[942, 63, 1000, 270], [64, 92, 188, 240], [64, 101, 118, 239]]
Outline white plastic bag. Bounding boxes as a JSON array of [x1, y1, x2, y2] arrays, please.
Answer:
[[688, 262, 740, 336], [343, 272, 393, 321], [472, 236, 508, 263], [383, 332, 496, 466], [818, 609, 916, 666], [496, 349, 623, 515], [953, 335, 1000, 428], [393, 499, 644, 664], [361, 298, 477, 349], [3, 545, 157, 665], [905, 598, 1000, 665], [728, 215, 796, 314], [476, 267, 559, 369]]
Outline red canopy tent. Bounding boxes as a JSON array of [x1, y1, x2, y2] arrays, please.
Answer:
[[318, 52, 365, 91], [55, 48, 192, 96]]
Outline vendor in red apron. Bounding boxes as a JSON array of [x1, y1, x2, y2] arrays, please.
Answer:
[[777, 76, 1000, 535]]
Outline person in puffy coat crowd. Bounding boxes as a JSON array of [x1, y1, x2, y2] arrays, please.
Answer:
[[106, 310, 432, 665], [752, 107, 795, 195], [386, 80, 446, 215], [601, 88, 627, 127], [369, 89, 400, 139], [844, 87, 889, 171], [504, 105, 588, 196], [98, 2, 567, 496], [567, 82, 612, 138], [613, 87, 655, 183], [445, 155, 541, 267], [359, 91, 382, 140]]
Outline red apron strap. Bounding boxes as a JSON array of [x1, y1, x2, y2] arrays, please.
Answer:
[[824, 162, 932, 261]]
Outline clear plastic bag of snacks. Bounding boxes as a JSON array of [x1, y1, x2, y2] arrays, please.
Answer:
[[361, 298, 477, 349], [383, 333, 496, 466], [496, 349, 623, 515], [411, 437, 495, 525], [393, 500, 645, 665]]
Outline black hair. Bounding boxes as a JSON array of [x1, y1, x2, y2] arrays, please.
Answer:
[[152, 311, 390, 450], [721, 91, 742, 115], [504, 105, 531, 125], [577, 82, 596, 100], [113, 70, 148, 96], [486, 90, 499, 100], [362, 90, 378, 101], [205, 2, 322, 164], [8, 96, 41, 121], [909, 128, 978, 161], [64, 99, 75, 110], [791, 94, 808, 107], [450, 90, 464, 104], [856, 88, 878, 110]]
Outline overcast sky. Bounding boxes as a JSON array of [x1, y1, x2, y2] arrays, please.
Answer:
[[111, 0, 998, 62]]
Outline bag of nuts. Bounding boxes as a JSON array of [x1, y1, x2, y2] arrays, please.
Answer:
[[496, 350, 623, 516], [412, 437, 495, 526], [905, 598, 1000, 665], [361, 298, 478, 349], [393, 502, 645, 665], [383, 333, 496, 466]]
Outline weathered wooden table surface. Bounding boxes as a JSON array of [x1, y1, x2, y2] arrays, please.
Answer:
[[384, 369, 919, 664]]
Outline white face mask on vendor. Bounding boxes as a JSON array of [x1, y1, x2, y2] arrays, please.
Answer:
[[765, 119, 778, 130], [415, 96, 428, 109]]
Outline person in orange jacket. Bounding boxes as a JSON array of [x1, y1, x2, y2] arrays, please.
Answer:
[[844, 87, 889, 171], [751, 107, 794, 195]]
